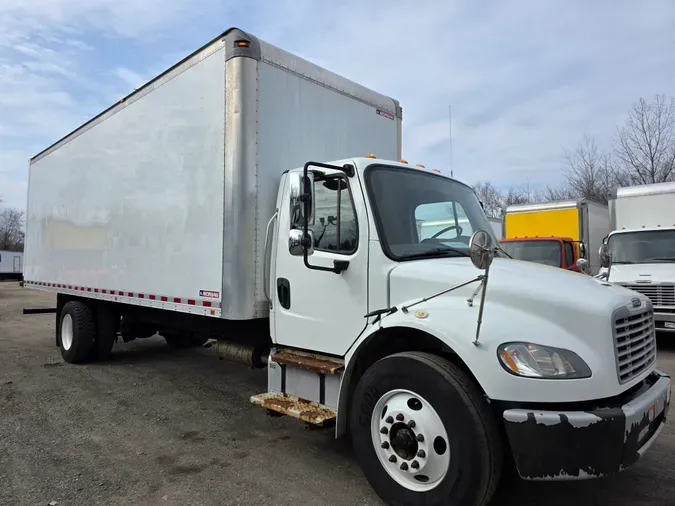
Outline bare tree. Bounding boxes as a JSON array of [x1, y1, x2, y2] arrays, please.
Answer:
[[551, 134, 617, 204], [472, 181, 503, 218], [0, 208, 25, 251], [614, 94, 675, 185]]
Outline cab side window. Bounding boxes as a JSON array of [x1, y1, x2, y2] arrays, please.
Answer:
[[308, 177, 358, 254], [564, 242, 575, 266]]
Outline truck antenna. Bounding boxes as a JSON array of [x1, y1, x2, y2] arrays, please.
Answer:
[[449, 105, 454, 178]]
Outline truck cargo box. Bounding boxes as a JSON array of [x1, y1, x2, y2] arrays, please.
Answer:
[[502, 199, 609, 274], [24, 27, 402, 321]]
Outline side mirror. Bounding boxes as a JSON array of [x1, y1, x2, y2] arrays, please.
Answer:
[[599, 243, 611, 268], [469, 230, 495, 270], [575, 258, 588, 272], [289, 229, 314, 257], [288, 172, 315, 227]]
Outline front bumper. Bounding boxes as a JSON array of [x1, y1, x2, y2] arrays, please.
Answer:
[[654, 310, 675, 332], [502, 370, 671, 480]]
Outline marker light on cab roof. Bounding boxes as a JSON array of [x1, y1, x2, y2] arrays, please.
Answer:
[[432, 168, 441, 173], [399, 159, 408, 164], [365, 153, 377, 159], [416, 164, 425, 168]]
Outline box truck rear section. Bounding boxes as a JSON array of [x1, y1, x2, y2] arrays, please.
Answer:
[[601, 182, 675, 332], [23, 27, 402, 355], [501, 199, 609, 274]]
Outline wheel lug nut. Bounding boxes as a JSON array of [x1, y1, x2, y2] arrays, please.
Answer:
[[400, 462, 408, 471], [389, 455, 397, 463], [386, 416, 394, 424], [396, 413, 404, 421], [408, 420, 416, 428], [381, 441, 390, 449], [380, 427, 388, 435], [416, 434, 424, 442], [411, 460, 420, 469], [417, 449, 426, 458]]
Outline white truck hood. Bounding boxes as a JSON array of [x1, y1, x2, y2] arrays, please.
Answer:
[[600, 263, 675, 284], [388, 257, 642, 336]]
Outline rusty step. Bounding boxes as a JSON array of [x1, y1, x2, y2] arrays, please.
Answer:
[[270, 350, 344, 376], [250, 392, 336, 426]]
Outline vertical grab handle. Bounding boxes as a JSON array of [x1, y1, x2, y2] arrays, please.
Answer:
[[263, 210, 279, 303]]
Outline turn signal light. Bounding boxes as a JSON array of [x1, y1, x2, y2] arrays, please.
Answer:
[[235, 40, 250, 48]]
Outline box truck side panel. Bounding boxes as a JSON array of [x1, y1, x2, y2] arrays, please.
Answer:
[[25, 44, 226, 307], [504, 208, 580, 241], [586, 202, 610, 275]]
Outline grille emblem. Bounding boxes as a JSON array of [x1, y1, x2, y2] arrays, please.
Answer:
[[631, 298, 641, 308]]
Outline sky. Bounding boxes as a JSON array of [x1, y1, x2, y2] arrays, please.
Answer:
[[1, 0, 674, 210]]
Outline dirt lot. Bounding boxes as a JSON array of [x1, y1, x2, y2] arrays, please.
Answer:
[[1, 282, 674, 506]]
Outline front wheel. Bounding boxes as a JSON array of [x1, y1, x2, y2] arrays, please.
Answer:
[[349, 351, 502, 506]]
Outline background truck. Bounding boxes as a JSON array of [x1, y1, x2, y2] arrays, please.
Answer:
[[24, 27, 670, 506], [0, 250, 23, 281], [500, 199, 610, 274], [600, 181, 675, 332]]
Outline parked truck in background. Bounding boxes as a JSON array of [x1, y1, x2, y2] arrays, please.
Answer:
[[23, 27, 671, 506], [598, 182, 675, 333], [488, 216, 503, 239], [0, 250, 23, 281], [501, 199, 610, 275]]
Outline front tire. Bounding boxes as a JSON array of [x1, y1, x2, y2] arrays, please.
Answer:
[[58, 301, 96, 363], [349, 351, 502, 506]]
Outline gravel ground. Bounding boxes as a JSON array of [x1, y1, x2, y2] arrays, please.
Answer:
[[1, 282, 674, 506]]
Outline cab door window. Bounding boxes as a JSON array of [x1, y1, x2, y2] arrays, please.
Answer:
[[308, 177, 358, 254]]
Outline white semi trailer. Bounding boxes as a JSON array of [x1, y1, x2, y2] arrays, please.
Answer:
[[599, 182, 675, 333], [24, 28, 671, 506], [0, 250, 23, 280]]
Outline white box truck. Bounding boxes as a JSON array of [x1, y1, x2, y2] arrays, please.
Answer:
[[0, 250, 23, 281], [599, 182, 675, 333], [24, 28, 671, 506]]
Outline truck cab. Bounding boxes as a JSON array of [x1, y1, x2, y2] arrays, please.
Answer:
[[259, 155, 670, 505], [598, 182, 675, 333], [499, 236, 583, 271]]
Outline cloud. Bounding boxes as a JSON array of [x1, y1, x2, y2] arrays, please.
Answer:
[[1, 0, 675, 211]]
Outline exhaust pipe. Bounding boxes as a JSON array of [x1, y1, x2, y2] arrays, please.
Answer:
[[213, 341, 268, 368]]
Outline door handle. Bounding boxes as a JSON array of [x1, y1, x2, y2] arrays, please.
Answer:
[[277, 278, 291, 310]]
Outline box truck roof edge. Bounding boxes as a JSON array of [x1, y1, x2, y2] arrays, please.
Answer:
[[29, 27, 403, 165]]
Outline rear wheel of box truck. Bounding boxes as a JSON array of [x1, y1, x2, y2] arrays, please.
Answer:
[[58, 301, 96, 363], [349, 352, 502, 506]]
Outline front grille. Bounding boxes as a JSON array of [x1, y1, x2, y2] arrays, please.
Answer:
[[622, 283, 675, 307], [613, 309, 657, 384]]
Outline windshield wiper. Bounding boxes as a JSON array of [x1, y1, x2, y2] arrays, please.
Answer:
[[647, 257, 675, 262], [403, 247, 469, 260], [612, 261, 635, 264]]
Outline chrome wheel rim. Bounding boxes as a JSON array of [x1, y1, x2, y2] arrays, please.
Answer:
[[370, 389, 450, 491]]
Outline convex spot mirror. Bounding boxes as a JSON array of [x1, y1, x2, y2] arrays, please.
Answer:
[[289, 229, 314, 257], [599, 243, 611, 268], [469, 230, 495, 270], [289, 171, 315, 228]]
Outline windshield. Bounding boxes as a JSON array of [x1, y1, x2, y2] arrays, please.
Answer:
[[607, 229, 675, 264], [364, 165, 499, 260], [500, 240, 561, 267]]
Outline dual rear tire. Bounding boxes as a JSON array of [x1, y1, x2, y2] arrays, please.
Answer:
[[349, 351, 503, 506], [58, 301, 116, 363]]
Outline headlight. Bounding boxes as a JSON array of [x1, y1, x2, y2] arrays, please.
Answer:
[[497, 342, 592, 379]]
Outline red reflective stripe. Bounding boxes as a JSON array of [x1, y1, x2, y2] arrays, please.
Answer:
[[161, 296, 168, 302], [173, 297, 181, 303], [203, 301, 212, 307], [187, 299, 195, 305], [149, 294, 156, 300], [138, 293, 145, 299]]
